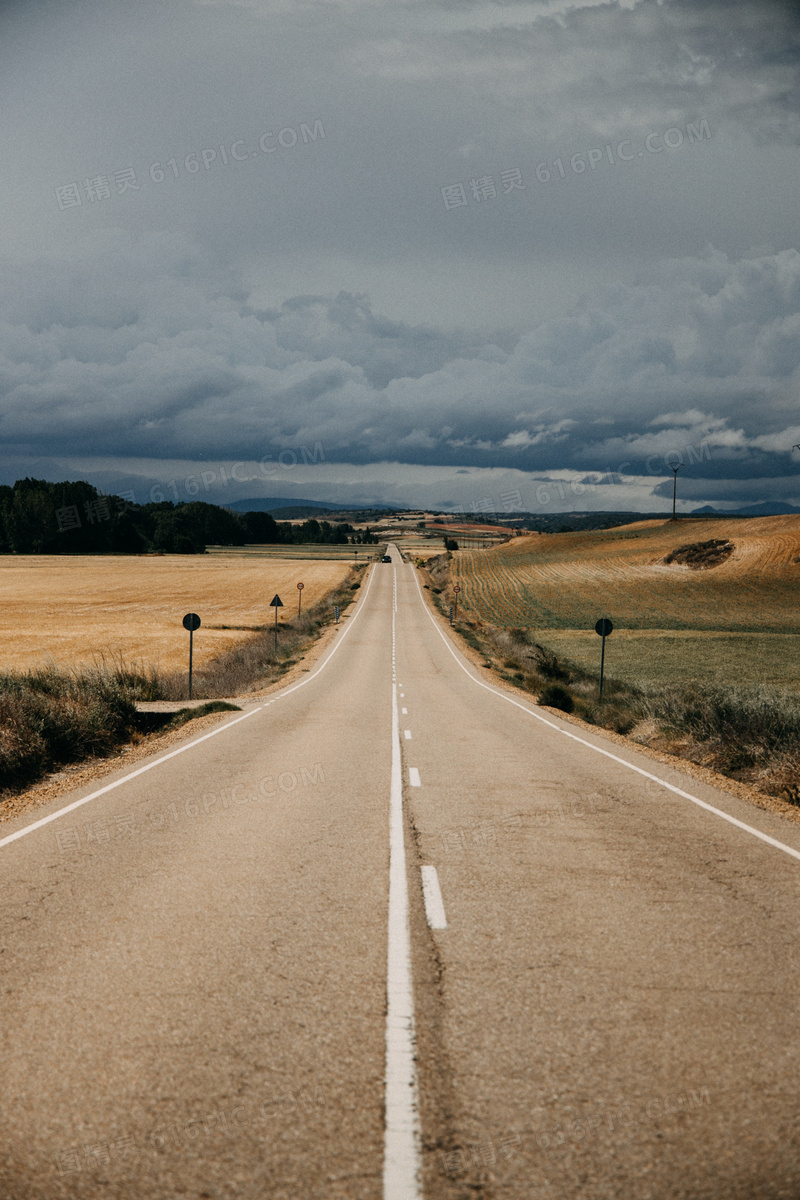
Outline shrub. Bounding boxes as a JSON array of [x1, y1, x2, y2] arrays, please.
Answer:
[[0, 662, 140, 791], [539, 684, 574, 713]]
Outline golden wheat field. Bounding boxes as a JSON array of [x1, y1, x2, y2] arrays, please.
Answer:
[[453, 516, 800, 690], [0, 555, 352, 673], [454, 516, 800, 632]]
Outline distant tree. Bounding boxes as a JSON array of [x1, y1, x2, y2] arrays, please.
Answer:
[[241, 510, 281, 543], [0, 485, 13, 551], [444, 536, 459, 551], [6, 479, 55, 553], [151, 508, 206, 554]]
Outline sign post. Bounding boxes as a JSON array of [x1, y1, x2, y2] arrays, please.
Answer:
[[182, 612, 201, 699], [270, 594, 284, 652], [453, 584, 461, 621], [594, 617, 613, 699], [297, 581, 304, 616]]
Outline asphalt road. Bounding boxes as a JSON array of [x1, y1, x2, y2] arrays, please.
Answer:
[[1, 546, 799, 1200]]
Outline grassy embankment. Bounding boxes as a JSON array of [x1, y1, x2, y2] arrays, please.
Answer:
[[420, 517, 800, 804], [0, 564, 367, 796]]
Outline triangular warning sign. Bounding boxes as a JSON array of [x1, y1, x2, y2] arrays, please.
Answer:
[[270, 594, 284, 607]]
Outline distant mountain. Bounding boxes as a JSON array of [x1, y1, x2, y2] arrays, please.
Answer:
[[228, 497, 396, 514], [229, 497, 351, 514], [690, 502, 800, 516], [733, 501, 800, 516], [268, 505, 345, 519]]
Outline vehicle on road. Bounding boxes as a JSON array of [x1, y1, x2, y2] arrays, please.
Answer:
[[382, 554, 392, 562]]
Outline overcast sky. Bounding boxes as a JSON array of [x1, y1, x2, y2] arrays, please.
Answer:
[[2, 0, 799, 513]]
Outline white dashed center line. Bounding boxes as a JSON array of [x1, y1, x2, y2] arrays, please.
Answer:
[[404, 730, 412, 740], [420, 866, 447, 929], [383, 573, 422, 1198], [409, 768, 421, 787]]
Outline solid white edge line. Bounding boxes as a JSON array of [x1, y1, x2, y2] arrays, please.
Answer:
[[420, 865, 447, 929], [383, 586, 422, 1199], [0, 561, 379, 852], [0, 707, 263, 850], [409, 565, 800, 866]]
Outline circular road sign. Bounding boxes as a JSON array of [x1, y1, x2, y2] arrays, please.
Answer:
[[183, 612, 201, 632], [453, 584, 461, 593], [595, 618, 613, 637], [297, 582, 304, 590]]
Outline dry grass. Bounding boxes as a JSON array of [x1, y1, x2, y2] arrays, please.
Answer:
[[0, 554, 352, 673], [526, 629, 800, 694]]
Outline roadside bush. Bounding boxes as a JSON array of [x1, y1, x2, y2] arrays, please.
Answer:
[[539, 684, 574, 713], [645, 684, 800, 765], [0, 663, 139, 791]]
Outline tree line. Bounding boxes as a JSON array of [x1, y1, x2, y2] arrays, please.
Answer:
[[0, 479, 379, 554]]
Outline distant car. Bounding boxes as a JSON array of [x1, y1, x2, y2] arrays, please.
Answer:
[[382, 554, 392, 562]]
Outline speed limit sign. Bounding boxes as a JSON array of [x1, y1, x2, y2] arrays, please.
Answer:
[[297, 581, 304, 615]]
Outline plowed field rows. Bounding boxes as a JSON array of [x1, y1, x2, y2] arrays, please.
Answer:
[[453, 516, 800, 634]]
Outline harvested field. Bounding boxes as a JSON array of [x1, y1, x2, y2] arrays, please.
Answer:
[[453, 516, 800, 633], [206, 542, 386, 561], [0, 554, 352, 673], [450, 515, 800, 693], [395, 536, 452, 559]]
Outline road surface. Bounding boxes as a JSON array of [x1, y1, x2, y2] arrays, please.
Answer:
[[1, 546, 799, 1199]]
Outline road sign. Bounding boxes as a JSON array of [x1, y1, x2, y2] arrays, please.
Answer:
[[334, 605, 340, 623], [297, 581, 304, 615], [182, 613, 201, 698], [595, 618, 613, 698], [270, 595, 283, 651], [453, 585, 461, 593], [452, 584, 461, 619]]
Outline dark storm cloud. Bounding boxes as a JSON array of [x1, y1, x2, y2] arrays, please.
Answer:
[[1, 0, 799, 507], [2, 232, 799, 491]]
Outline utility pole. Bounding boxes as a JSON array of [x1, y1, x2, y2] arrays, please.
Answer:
[[671, 465, 680, 520]]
